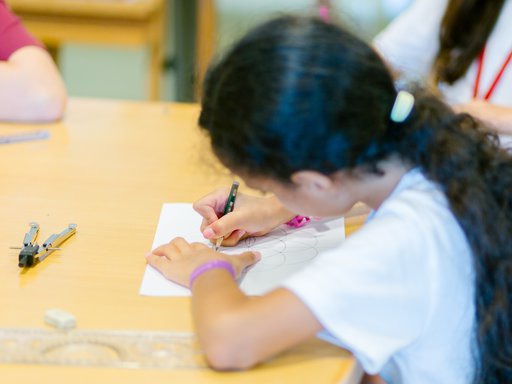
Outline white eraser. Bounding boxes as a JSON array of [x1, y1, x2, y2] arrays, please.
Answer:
[[44, 308, 76, 330]]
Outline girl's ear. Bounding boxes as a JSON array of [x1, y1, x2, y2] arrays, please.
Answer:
[[290, 171, 333, 193]]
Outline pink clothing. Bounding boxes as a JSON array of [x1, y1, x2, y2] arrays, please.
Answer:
[[0, 0, 43, 60]]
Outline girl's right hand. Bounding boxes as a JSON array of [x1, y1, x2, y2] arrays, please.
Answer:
[[193, 188, 295, 247]]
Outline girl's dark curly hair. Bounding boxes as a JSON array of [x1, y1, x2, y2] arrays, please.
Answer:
[[199, 16, 512, 383]]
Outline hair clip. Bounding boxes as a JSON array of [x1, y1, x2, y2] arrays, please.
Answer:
[[390, 90, 415, 123]]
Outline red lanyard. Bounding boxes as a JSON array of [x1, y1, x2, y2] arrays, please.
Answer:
[[473, 44, 512, 100]]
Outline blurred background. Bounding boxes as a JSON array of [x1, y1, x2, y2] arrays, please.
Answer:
[[8, 0, 413, 102]]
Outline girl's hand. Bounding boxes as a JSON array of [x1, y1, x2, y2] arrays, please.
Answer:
[[146, 237, 261, 287], [193, 189, 295, 247]]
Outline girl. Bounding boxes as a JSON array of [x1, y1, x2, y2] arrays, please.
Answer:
[[146, 16, 512, 383], [375, 0, 512, 135]]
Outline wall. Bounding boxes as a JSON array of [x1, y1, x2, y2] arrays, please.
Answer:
[[60, 0, 412, 102]]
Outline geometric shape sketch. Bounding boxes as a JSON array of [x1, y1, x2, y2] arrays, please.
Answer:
[[139, 203, 345, 296]]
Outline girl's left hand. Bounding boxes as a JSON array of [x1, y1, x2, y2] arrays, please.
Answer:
[[145, 237, 261, 287]]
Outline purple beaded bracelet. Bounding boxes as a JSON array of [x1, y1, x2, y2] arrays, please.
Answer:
[[189, 260, 236, 288]]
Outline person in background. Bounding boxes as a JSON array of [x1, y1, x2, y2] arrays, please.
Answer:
[[374, 0, 512, 136], [146, 15, 512, 383], [0, 0, 66, 122]]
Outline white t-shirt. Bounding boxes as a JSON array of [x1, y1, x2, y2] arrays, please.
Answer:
[[374, 0, 512, 106], [282, 169, 475, 383]]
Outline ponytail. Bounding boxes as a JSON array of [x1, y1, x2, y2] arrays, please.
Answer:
[[394, 88, 512, 382], [433, 0, 506, 85]]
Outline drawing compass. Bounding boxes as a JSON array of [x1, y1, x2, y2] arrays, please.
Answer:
[[11, 222, 77, 268]]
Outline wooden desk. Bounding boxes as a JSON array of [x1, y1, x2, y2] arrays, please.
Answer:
[[7, 0, 165, 100], [0, 99, 361, 383]]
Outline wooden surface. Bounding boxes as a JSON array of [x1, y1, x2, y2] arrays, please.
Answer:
[[7, 0, 164, 18], [7, 0, 166, 100], [0, 98, 361, 384]]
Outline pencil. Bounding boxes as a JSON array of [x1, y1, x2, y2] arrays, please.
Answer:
[[0, 130, 50, 145], [215, 181, 240, 251]]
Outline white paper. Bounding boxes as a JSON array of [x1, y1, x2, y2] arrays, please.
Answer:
[[139, 203, 345, 296]]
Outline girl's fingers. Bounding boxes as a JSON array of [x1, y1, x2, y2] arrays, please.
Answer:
[[151, 237, 191, 259], [193, 188, 231, 224], [220, 229, 247, 247], [203, 210, 248, 240], [170, 237, 191, 252], [229, 251, 261, 276], [146, 253, 173, 278], [200, 218, 211, 233], [151, 241, 179, 258], [194, 204, 219, 226]]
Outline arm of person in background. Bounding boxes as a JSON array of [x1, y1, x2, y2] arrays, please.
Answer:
[[454, 100, 512, 136], [0, 46, 67, 122], [0, 1, 66, 122]]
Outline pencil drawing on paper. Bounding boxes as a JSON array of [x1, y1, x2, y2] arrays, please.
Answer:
[[233, 226, 321, 272], [139, 203, 345, 296]]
